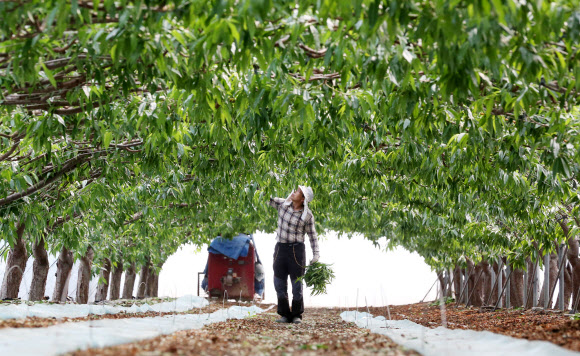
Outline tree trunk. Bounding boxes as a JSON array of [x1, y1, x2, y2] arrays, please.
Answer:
[[466, 259, 477, 305], [565, 263, 573, 309], [0, 223, 27, 300], [565, 236, 580, 311], [75, 247, 94, 304], [453, 265, 462, 301], [491, 261, 499, 306], [122, 262, 136, 299], [474, 261, 492, 306], [560, 219, 580, 310], [510, 266, 525, 307], [109, 260, 124, 300], [569, 249, 580, 310], [150, 273, 159, 297], [436, 271, 448, 299], [95, 258, 111, 302], [147, 262, 163, 298], [538, 250, 559, 308], [491, 261, 506, 307], [146, 267, 156, 298], [29, 236, 50, 301], [52, 246, 74, 302], [525, 259, 540, 308], [136, 262, 150, 299], [557, 263, 573, 309]]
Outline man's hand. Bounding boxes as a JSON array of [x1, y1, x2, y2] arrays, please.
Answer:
[[309, 254, 319, 265]]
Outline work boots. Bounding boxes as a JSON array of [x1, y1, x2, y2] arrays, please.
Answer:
[[276, 298, 304, 324], [277, 297, 291, 322], [291, 298, 304, 319]]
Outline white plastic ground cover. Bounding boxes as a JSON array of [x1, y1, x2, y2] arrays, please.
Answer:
[[0, 295, 209, 320], [0, 304, 265, 356], [341, 311, 580, 356]]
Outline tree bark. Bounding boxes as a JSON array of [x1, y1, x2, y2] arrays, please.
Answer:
[[565, 263, 573, 308], [29, 236, 50, 301], [491, 261, 499, 306], [453, 265, 462, 301], [557, 263, 573, 309], [150, 273, 159, 297], [122, 262, 136, 299], [560, 219, 580, 310], [52, 246, 74, 302], [474, 261, 492, 306], [147, 262, 163, 298], [146, 267, 157, 298], [136, 262, 150, 299], [525, 259, 540, 308], [75, 247, 94, 304], [565, 229, 580, 311], [466, 259, 477, 305], [0, 223, 27, 299], [568, 243, 580, 311], [436, 271, 448, 299], [95, 258, 111, 302], [491, 261, 506, 306], [109, 259, 123, 300], [510, 266, 525, 307]]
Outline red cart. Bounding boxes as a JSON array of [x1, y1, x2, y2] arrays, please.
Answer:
[[198, 234, 264, 301]]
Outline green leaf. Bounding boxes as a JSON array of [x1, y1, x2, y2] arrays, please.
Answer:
[[55, 115, 65, 126], [491, 0, 505, 23], [40, 62, 57, 88], [227, 22, 240, 43], [103, 132, 113, 149], [172, 30, 187, 47]]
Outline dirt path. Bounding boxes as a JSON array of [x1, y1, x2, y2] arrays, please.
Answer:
[[70, 308, 419, 356]]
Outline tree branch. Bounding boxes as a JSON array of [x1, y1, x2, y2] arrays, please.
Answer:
[[0, 155, 88, 207], [0, 140, 20, 162]]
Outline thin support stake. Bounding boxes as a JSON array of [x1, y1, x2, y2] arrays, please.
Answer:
[[497, 258, 503, 309], [484, 259, 504, 307], [549, 244, 568, 310], [523, 261, 538, 309], [456, 268, 471, 305], [544, 254, 550, 309], [572, 285, 580, 313], [421, 278, 438, 303], [506, 264, 511, 308], [494, 268, 514, 311]]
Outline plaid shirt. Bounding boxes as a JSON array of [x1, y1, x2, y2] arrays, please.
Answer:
[[269, 197, 320, 258]]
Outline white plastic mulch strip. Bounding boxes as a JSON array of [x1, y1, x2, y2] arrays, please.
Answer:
[[0, 295, 209, 320], [0, 305, 265, 356], [341, 311, 579, 356]]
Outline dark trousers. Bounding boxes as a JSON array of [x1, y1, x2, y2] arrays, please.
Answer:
[[273, 242, 305, 319]]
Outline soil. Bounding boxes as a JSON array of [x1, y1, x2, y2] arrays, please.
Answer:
[[68, 308, 419, 356], [368, 302, 580, 352]]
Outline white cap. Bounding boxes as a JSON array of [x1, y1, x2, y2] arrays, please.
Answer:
[[283, 185, 314, 221]]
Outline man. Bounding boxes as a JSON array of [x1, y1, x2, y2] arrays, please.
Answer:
[[268, 185, 320, 324]]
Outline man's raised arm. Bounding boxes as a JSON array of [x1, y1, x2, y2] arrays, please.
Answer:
[[268, 197, 286, 209]]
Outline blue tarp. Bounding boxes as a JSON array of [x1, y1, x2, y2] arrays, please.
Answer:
[[207, 234, 251, 259]]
